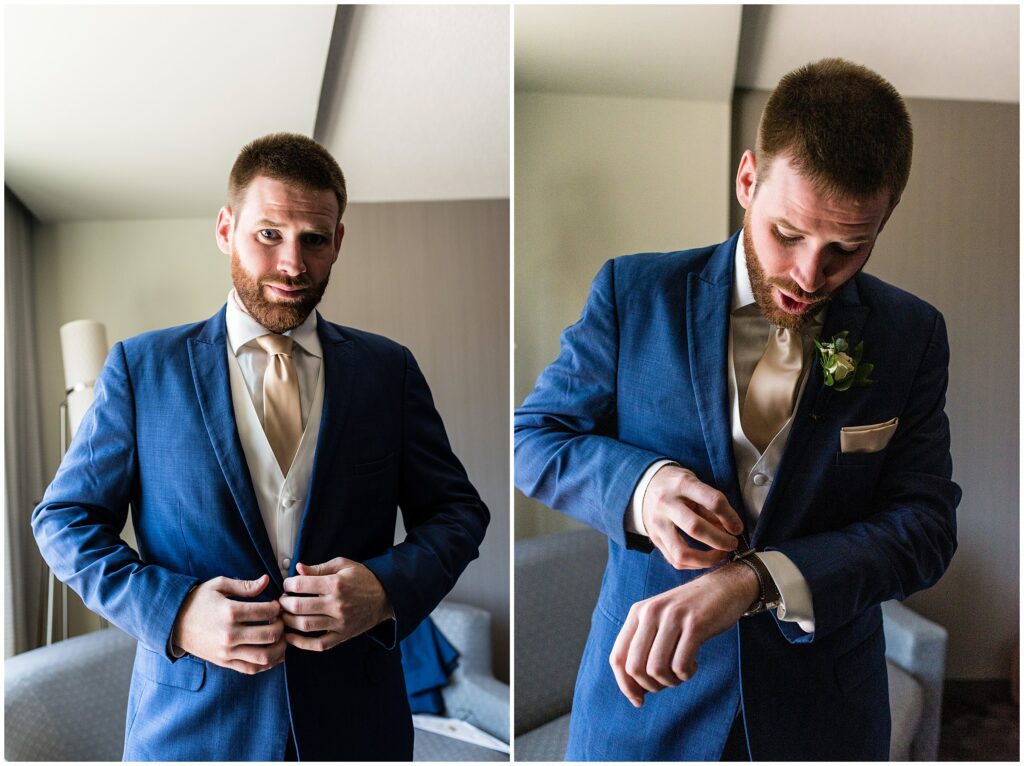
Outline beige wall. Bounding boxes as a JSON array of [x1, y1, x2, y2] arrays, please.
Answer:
[[32, 199, 510, 679], [732, 90, 1019, 680], [514, 91, 733, 538]]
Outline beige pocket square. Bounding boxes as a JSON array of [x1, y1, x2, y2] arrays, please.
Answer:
[[840, 417, 898, 454]]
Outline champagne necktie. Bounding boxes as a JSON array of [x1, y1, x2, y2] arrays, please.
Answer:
[[256, 334, 302, 473], [741, 326, 804, 453]]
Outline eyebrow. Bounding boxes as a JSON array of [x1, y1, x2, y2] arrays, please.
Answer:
[[255, 219, 333, 236], [773, 218, 872, 244]]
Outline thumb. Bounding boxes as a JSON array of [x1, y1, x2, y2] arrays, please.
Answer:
[[217, 573, 269, 597], [296, 557, 351, 576]]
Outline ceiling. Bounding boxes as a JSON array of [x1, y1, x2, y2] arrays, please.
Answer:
[[5, 4, 510, 223], [516, 4, 1019, 104]]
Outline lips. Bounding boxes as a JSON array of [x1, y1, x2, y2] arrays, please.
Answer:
[[265, 283, 308, 299], [776, 288, 818, 315]]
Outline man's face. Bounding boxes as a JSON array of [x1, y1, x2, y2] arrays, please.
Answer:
[[215, 175, 344, 333], [735, 151, 894, 330]]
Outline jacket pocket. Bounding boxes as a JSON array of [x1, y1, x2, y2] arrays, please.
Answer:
[[135, 645, 206, 691]]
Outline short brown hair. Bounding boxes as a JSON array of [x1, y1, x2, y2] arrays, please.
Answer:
[[756, 58, 913, 203], [228, 132, 347, 221]]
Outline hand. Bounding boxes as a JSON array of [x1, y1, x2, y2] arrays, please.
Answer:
[[642, 465, 744, 569], [609, 562, 759, 707], [171, 574, 286, 674], [280, 557, 392, 651]]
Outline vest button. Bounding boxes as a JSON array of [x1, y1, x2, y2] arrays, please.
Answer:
[[752, 473, 769, 486]]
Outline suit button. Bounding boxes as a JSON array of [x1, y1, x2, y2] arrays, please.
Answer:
[[752, 473, 769, 486], [282, 557, 291, 569]]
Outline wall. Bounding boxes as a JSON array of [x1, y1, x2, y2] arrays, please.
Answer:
[[31, 199, 510, 680], [732, 90, 1019, 680], [514, 91, 733, 538]]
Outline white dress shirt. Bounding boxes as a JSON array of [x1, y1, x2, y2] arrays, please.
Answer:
[[225, 290, 325, 579], [626, 233, 817, 633]]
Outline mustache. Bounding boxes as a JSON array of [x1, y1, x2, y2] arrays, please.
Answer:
[[770, 278, 829, 304], [260, 275, 314, 289]]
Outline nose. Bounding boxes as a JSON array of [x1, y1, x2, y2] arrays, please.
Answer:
[[275, 240, 306, 277], [790, 246, 829, 295]]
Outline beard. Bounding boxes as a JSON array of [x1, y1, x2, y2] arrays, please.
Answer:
[[230, 251, 329, 333], [742, 208, 831, 331]]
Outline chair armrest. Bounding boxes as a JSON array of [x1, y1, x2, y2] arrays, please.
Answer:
[[432, 601, 492, 676], [441, 670, 510, 744], [881, 600, 947, 761]]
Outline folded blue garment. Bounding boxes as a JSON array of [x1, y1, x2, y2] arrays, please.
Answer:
[[400, 616, 460, 715]]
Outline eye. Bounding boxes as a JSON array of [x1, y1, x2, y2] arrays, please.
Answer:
[[259, 229, 279, 241], [830, 242, 862, 256], [301, 233, 329, 247], [771, 227, 800, 246]]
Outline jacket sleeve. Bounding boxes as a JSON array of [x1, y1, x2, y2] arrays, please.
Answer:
[[361, 347, 489, 645], [514, 259, 667, 547], [767, 311, 960, 643], [31, 342, 199, 657]]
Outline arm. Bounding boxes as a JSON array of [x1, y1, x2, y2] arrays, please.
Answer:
[[515, 260, 741, 563], [358, 347, 490, 644], [31, 342, 199, 657]]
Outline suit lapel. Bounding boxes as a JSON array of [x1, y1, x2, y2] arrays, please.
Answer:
[[188, 307, 281, 586], [754, 278, 871, 541], [686, 235, 744, 513], [291, 314, 355, 565]]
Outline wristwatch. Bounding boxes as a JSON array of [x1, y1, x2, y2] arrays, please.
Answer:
[[733, 548, 782, 616]]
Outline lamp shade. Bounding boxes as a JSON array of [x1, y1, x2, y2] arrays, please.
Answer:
[[59, 319, 108, 438]]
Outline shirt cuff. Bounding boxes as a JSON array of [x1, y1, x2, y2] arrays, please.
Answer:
[[757, 550, 815, 633], [625, 459, 679, 536]]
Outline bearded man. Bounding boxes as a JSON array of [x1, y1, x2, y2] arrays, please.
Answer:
[[33, 133, 489, 761], [515, 58, 959, 760]]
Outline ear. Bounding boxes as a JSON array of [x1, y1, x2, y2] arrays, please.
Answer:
[[331, 222, 345, 265], [215, 206, 234, 255], [735, 150, 758, 210]]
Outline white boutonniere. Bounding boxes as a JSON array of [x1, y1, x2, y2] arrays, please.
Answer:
[[814, 331, 875, 391]]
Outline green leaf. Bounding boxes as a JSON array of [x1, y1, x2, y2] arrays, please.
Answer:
[[834, 376, 854, 391], [835, 337, 849, 353], [857, 362, 874, 380], [853, 341, 864, 365], [836, 331, 849, 339], [824, 370, 834, 386]]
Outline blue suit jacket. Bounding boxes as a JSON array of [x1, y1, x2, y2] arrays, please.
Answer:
[[514, 232, 959, 760], [33, 307, 489, 761]]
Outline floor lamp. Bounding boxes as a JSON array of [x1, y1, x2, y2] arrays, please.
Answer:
[[45, 319, 109, 644]]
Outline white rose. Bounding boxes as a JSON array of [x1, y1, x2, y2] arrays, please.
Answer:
[[833, 352, 856, 381]]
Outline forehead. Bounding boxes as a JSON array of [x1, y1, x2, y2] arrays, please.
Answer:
[[758, 155, 890, 235], [237, 176, 338, 225]]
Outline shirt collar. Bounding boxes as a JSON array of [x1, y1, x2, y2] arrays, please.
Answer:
[[225, 289, 322, 358], [732, 229, 756, 313]]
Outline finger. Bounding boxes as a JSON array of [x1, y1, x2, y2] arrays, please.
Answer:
[[670, 630, 700, 682], [646, 619, 684, 688], [229, 619, 285, 646], [609, 614, 646, 707], [652, 524, 731, 570], [225, 598, 281, 624], [221, 659, 272, 675], [282, 612, 335, 633], [230, 640, 287, 667], [279, 594, 329, 616], [624, 610, 664, 695], [215, 574, 271, 598], [285, 630, 344, 652], [282, 574, 339, 596], [292, 557, 350, 578], [668, 503, 738, 552], [678, 481, 744, 535]]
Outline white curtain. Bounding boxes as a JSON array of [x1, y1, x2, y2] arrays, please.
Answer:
[[5, 187, 48, 656]]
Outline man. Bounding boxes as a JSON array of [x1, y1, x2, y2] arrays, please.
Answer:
[[33, 133, 489, 761], [515, 59, 959, 760]]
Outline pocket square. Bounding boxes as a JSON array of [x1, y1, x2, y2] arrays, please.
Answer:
[[840, 417, 898, 454]]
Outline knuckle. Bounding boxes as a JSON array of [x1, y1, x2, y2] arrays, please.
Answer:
[[624, 657, 644, 677]]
